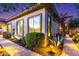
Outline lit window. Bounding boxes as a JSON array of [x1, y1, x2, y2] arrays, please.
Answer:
[[48, 16, 51, 37], [28, 15, 41, 32], [8, 24, 12, 33], [47, 15, 52, 39], [2, 26, 7, 32], [17, 20, 23, 36], [29, 18, 34, 32]]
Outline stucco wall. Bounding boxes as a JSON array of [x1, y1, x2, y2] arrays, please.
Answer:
[[8, 8, 46, 37]]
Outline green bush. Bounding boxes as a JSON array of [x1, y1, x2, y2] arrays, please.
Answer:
[[25, 32, 45, 48], [3, 32, 11, 39]]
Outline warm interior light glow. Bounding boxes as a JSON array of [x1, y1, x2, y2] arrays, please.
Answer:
[[50, 45, 53, 48], [0, 23, 7, 33], [2, 26, 7, 32], [17, 20, 23, 36], [29, 15, 41, 32], [8, 24, 12, 33]]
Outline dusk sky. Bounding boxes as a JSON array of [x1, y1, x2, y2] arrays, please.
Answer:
[[54, 3, 78, 18], [0, 3, 78, 21], [0, 3, 33, 20]]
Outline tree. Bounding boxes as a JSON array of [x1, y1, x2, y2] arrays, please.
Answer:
[[68, 18, 79, 29], [74, 4, 79, 17], [55, 4, 73, 35]]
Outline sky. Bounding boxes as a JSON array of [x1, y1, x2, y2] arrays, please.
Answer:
[[54, 3, 78, 18], [54, 3, 79, 23], [0, 3, 34, 21], [0, 3, 78, 21]]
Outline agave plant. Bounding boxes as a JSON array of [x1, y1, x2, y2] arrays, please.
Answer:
[[0, 45, 10, 56]]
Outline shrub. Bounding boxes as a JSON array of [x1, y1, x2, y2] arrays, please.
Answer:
[[25, 32, 45, 48], [3, 32, 11, 39]]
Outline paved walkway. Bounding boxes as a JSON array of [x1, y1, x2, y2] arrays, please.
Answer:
[[0, 36, 40, 56], [1, 34, 79, 56], [61, 34, 79, 56]]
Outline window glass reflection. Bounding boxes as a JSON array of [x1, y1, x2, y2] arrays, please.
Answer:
[[34, 16, 40, 32], [17, 20, 23, 36], [29, 18, 34, 32], [28, 15, 41, 32]]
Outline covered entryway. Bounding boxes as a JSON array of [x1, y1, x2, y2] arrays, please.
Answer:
[[0, 22, 7, 35]]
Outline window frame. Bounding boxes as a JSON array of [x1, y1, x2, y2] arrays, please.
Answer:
[[27, 14, 42, 33], [16, 19, 24, 36]]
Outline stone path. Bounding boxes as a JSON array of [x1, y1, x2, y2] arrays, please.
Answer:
[[61, 35, 79, 56], [0, 36, 40, 56]]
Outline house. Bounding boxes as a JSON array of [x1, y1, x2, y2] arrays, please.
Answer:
[[5, 4, 60, 44]]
